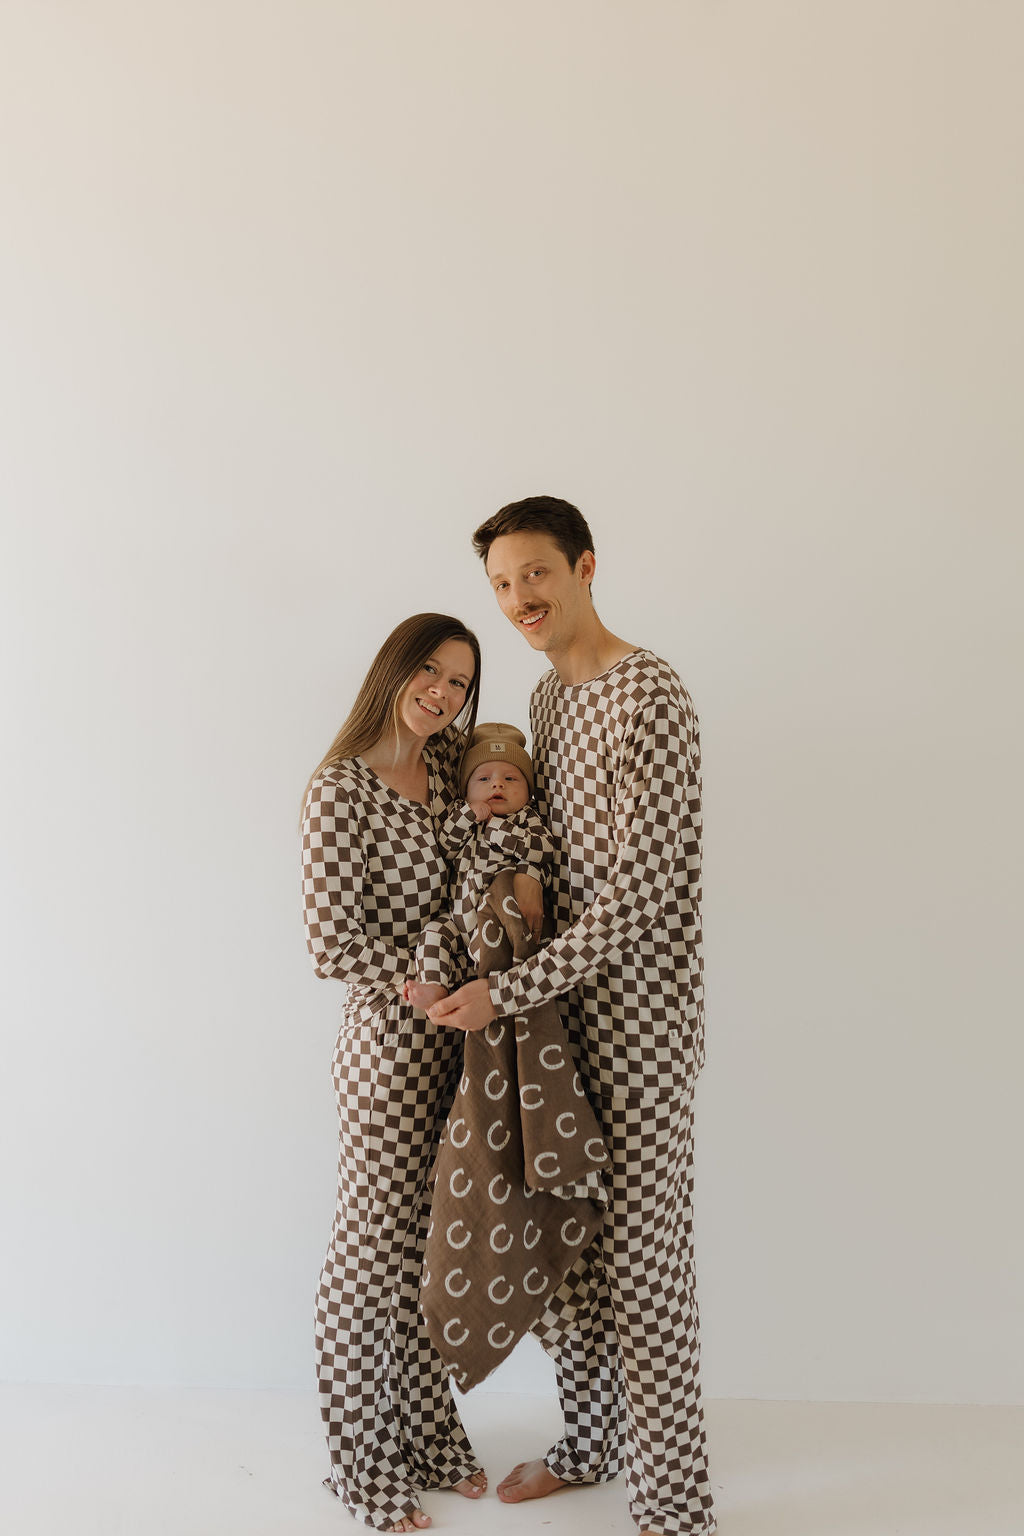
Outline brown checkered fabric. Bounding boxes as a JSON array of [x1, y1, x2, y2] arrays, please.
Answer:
[[415, 803, 554, 988], [488, 649, 704, 1103], [302, 724, 483, 1529], [483, 651, 716, 1536], [421, 870, 607, 1390]]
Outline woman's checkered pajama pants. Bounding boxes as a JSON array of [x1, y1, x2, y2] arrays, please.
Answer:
[[532, 1091, 717, 1536], [315, 1012, 482, 1530]]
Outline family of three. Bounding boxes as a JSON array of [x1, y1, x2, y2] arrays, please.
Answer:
[[300, 496, 715, 1536]]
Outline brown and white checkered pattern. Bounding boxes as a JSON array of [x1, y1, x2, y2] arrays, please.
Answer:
[[488, 650, 704, 1103], [302, 725, 483, 1528], [416, 802, 554, 986], [534, 1092, 715, 1535], [486, 651, 715, 1535]]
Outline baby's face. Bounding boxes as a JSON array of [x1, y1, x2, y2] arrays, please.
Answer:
[[466, 762, 530, 816]]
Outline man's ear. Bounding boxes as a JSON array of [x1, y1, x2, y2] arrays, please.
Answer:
[[576, 549, 596, 589]]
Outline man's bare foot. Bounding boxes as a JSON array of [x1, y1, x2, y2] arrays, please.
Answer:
[[405, 980, 448, 1011], [496, 1459, 566, 1504], [389, 1510, 430, 1533], [454, 1470, 487, 1498]]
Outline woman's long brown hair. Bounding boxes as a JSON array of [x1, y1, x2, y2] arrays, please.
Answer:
[[301, 613, 481, 816]]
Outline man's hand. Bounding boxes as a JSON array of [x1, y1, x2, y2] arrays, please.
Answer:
[[427, 978, 497, 1032], [512, 872, 544, 942]]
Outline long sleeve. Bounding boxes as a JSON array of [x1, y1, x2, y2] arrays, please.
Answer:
[[437, 803, 478, 861], [301, 773, 412, 991], [488, 689, 695, 1017]]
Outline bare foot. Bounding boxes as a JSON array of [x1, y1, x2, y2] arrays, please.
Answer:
[[454, 1470, 487, 1498], [496, 1458, 566, 1504], [389, 1511, 431, 1533], [405, 981, 448, 1012]]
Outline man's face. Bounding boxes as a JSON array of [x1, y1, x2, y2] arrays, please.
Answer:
[[466, 762, 530, 816], [484, 531, 593, 654]]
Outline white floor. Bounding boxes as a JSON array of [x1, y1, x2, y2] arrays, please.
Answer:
[[0, 1385, 1021, 1536]]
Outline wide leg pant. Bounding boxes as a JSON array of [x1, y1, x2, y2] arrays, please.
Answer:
[[531, 1091, 717, 1536], [315, 1009, 483, 1530]]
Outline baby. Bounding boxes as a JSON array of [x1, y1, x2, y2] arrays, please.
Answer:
[[406, 722, 554, 1012]]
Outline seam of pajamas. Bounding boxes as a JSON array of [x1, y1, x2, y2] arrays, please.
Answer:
[[490, 650, 716, 1535], [302, 725, 481, 1529]]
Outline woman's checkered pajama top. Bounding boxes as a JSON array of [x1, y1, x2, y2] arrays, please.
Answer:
[[301, 725, 482, 1530], [490, 650, 716, 1536]]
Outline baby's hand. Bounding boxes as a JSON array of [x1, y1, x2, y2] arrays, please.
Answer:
[[406, 980, 449, 1012], [467, 793, 493, 823], [512, 872, 544, 942]]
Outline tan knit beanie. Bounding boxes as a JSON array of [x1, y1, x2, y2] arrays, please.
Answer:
[[459, 722, 534, 794]]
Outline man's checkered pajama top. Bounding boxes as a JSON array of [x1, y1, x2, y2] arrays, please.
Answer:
[[301, 724, 482, 1530], [489, 648, 704, 1103], [489, 650, 716, 1536]]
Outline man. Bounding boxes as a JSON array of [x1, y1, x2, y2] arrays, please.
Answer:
[[429, 496, 716, 1536]]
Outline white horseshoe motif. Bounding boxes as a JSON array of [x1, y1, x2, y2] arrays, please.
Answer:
[[556, 1112, 577, 1139], [572, 1072, 586, 1098], [484, 1021, 506, 1046], [460, 1073, 470, 1095], [447, 1220, 472, 1249], [515, 1022, 531, 1043], [481, 919, 503, 949], [427, 1220, 434, 1238], [444, 1319, 469, 1347], [488, 1275, 514, 1305], [523, 1183, 537, 1199], [523, 1219, 541, 1250], [487, 1120, 511, 1151], [520, 1083, 544, 1110], [488, 1173, 512, 1205], [585, 1137, 607, 1161], [490, 1224, 513, 1254], [488, 1322, 515, 1350], [422, 1268, 431, 1288], [485, 1070, 508, 1100], [561, 1217, 587, 1247], [501, 895, 521, 919], [534, 1151, 562, 1179], [523, 1266, 547, 1296], [448, 1117, 471, 1148], [449, 1167, 473, 1198], [445, 1268, 471, 1298], [539, 1043, 565, 1070]]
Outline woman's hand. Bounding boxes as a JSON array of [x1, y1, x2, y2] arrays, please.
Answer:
[[512, 872, 544, 942]]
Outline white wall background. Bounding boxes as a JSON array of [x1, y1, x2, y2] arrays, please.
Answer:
[[1, 1, 1021, 1405]]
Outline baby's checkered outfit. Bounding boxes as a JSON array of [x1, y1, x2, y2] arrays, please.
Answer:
[[301, 725, 482, 1530], [415, 802, 554, 986], [489, 650, 716, 1536]]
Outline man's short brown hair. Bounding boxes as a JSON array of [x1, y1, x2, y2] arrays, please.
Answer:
[[471, 495, 595, 572]]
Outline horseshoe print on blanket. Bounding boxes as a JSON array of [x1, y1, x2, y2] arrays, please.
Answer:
[[421, 869, 608, 1389]]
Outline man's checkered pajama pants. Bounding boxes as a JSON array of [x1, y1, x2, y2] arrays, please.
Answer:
[[532, 1091, 717, 1536], [315, 1011, 482, 1530]]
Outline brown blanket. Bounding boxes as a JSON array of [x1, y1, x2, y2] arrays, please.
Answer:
[[421, 870, 608, 1390]]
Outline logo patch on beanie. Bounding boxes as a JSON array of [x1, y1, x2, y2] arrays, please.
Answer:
[[490, 743, 506, 753]]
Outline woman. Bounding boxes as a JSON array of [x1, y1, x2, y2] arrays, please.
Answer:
[[301, 613, 486, 1533]]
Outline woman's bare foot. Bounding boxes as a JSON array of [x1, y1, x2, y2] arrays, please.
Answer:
[[389, 1510, 431, 1533], [454, 1470, 487, 1498], [496, 1459, 566, 1503], [405, 980, 448, 1011]]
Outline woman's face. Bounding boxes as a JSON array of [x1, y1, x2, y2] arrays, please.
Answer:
[[397, 638, 475, 741]]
